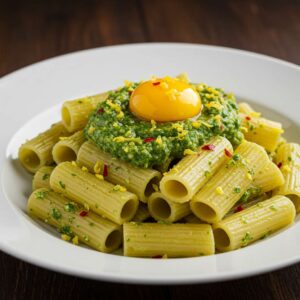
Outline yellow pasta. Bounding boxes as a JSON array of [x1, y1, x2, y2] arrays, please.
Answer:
[[160, 136, 233, 203], [32, 166, 55, 190], [132, 203, 150, 222], [238, 102, 261, 117], [52, 130, 85, 164], [19, 122, 70, 173], [77, 141, 161, 202], [273, 143, 300, 212], [123, 223, 214, 257], [28, 188, 122, 253], [61, 92, 109, 132], [253, 160, 284, 193], [49, 162, 138, 225], [190, 141, 269, 223], [240, 113, 283, 152], [148, 192, 191, 223], [213, 195, 295, 252]]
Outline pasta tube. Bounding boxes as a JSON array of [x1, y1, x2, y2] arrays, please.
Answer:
[[32, 166, 54, 190], [191, 141, 269, 223], [213, 195, 295, 251], [253, 160, 284, 193], [132, 203, 150, 222], [52, 130, 85, 164], [240, 113, 283, 152], [28, 188, 122, 252], [77, 141, 161, 202], [61, 92, 109, 132], [238, 102, 260, 116], [50, 162, 138, 225], [148, 192, 191, 223], [18, 122, 70, 173], [160, 136, 233, 203], [123, 223, 214, 257], [273, 143, 300, 212]]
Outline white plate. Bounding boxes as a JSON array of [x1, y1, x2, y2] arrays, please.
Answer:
[[0, 43, 299, 284]]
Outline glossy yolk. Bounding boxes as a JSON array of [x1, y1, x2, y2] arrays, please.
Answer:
[[129, 77, 202, 122]]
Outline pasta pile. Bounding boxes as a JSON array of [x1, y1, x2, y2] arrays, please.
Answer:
[[18, 91, 299, 258]]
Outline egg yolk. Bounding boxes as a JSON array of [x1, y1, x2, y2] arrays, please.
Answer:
[[129, 77, 202, 122]]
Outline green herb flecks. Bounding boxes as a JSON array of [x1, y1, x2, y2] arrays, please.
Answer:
[[241, 232, 253, 246], [59, 181, 66, 189], [64, 202, 77, 213], [34, 190, 49, 200], [42, 173, 50, 180], [51, 208, 62, 220]]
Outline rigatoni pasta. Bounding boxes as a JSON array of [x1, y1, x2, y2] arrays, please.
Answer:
[[50, 161, 139, 225], [18, 122, 70, 173], [28, 188, 122, 252], [160, 136, 233, 203], [52, 130, 85, 164], [123, 223, 215, 257], [77, 141, 161, 202], [240, 113, 283, 152], [253, 160, 284, 193], [273, 143, 300, 212], [213, 195, 295, 251], [132, 203, 151, 222], [190, 141, 270, 223], [61, 92, 109, 132], [148, 192, 191, 223], [32, 166, 54, 190]]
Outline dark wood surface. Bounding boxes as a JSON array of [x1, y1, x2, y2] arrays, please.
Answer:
[[0, 0, 300, 299]]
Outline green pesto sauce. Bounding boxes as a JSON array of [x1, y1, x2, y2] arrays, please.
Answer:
[[85, 83, 243, 168]]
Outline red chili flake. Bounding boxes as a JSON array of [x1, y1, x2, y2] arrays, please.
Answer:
[[224, 148, 233, 158], [277, 162, 282, 168], [79, 211, 88, 217], [97, 108, 104, 114], [245, 116, 251, 121], [202, 144, 216, 151], [152, 255, 163, 259], [129, 90, 133, 95], [152, 82, 161, 86], [103, 164, 108, 177], [234, 206, 244, 213], [144, 137, 156, 143]]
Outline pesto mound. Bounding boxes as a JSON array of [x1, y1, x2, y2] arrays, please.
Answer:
[[84, 83, 243, 168]]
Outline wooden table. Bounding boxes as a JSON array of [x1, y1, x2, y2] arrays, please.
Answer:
[[1, 0, 299, 299]]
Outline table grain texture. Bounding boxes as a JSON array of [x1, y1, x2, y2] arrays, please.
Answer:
[[1, 0, 300, 299]]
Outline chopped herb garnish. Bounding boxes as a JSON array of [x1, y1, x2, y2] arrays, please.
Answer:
[[241, 232, 253, 246], [51, 208, 62, 220], [288, 156, 292, 162], [232, 154, 241, 162], [59, 181, 66, 189], [204, 170, 211, 178], [71, 173, 76, 177], [83, 235, 89, 242], [89, 222, 94, 227], [270, 205, 278, 211], [42, 173, 50, 180], [233, 186, 241, 193], [34, 190, 48, 199], [240, 216, 248, 224], [64, 202, 77, 213], [60, 225, 72, 236]]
